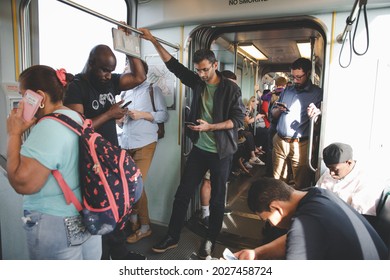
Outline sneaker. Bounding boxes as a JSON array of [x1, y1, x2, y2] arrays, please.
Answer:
[[126, 229, 152, 244], [244, 162, 253, 169], [198, 239, 215, 259], [255, 146, 265, 155], [152, 235, 178, 253], [249, 157, 266, 166]]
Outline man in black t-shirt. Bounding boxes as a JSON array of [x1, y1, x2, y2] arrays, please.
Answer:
[[234, 178, 388, 260], [65, 44, 145, 145], [64, 44, 146, 260]]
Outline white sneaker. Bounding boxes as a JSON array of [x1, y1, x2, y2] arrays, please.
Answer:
[[249, 157, 266, 166], [244, 162, 253, 169]]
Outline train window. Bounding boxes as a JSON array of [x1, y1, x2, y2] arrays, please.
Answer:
[[38, 0, 127, 74]]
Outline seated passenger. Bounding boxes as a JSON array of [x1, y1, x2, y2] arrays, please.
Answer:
[[244, 96, 268, 158], [235, 177, 388, 260], [317, 142, 384, 225], [235, 142, 386, 259]]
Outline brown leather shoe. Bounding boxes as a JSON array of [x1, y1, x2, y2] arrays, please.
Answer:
[[129, 221, 140, 232], [126, 229, 152, 244]]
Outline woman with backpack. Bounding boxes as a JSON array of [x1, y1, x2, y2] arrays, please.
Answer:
[[6, 65, 101, 259]]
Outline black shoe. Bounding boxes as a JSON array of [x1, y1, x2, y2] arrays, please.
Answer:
[[111, 251, 146, 260], [200, 216, 209, 229], [198, 239, 215, 259], [152, 235, 178, 253]]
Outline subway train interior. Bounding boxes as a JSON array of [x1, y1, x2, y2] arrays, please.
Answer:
[[1, 0, 390, 260]]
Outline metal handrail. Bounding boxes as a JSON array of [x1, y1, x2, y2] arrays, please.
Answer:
[[57, 0, 180, 50], [308, 112, 321, 172]]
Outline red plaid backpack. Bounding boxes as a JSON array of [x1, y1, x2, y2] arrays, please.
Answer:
[[42, 113, 142, 235]]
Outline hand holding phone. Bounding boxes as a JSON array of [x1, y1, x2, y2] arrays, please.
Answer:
[[185, 121, 198, 126], [275, 101, 289, 112], [222, 248, 237, 260], [121, 100, 132, 108], [22, 90, 43, 121]]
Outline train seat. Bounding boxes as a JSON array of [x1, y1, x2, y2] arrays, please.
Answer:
[[374, 181, 390, 258]]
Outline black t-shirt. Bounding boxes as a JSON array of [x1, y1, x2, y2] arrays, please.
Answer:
[[64, 73, 121, 145], [286, 187, 388, 260]]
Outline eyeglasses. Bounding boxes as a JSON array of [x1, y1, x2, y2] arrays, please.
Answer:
[[292, 74, 306, 80], [194, 66, 212, 73]]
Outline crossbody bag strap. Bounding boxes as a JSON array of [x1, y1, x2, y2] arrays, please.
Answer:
[[149, 83, 157, 112]]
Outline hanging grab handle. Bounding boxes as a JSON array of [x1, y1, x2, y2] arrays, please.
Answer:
[[336, 0, 370, 68]]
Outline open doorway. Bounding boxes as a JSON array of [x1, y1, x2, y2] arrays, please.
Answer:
[[183, 16, 327, 248]]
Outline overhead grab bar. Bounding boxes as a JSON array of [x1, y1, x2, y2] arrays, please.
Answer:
[[57, 0, 180, 50]]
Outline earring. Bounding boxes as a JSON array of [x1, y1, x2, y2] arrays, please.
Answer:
[[39, 103, 45, 109]]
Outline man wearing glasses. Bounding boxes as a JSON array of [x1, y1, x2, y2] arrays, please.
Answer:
[[271, 58, 322, 190], [139, 28, 245, 259]]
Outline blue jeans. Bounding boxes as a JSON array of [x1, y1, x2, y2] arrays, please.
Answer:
[[168, 146, 232, 242], [23, 210, 101, 260]]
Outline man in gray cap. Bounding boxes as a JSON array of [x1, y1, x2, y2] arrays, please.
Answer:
[[316, 142, 383, 223]]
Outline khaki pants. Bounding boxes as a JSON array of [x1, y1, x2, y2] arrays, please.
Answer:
[[272, 134, 312, 189], [127, 142, 157, 225]]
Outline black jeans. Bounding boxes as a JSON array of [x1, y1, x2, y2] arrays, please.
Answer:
[[101, 228, 128, 260], [168, 146, 232, 243]]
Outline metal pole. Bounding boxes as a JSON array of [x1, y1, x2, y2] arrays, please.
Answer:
[[19, 0, 32, 71], [57, 0, 180, 50]]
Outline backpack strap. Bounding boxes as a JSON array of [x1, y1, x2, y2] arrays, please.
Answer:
[[149, 83, 157, 112], [40, 112, 87, 136], [52, 170, 83, 212], [39, 112, 86, 212]]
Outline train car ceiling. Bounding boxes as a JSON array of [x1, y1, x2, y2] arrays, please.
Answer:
[[187, 17, 326, 85], [137, 0, 390, 29]]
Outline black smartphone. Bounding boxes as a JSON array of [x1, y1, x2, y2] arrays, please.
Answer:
[[275, 101, 290, 111], [121, 100, 132, 108], [185, 121, 198, 126]]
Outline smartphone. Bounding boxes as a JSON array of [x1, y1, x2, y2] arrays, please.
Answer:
[[185, 121, 198, 126], [22, 89, 43, 121], [121, 100, 132, 108], [222, 248, 237, 260], [275, 101, 290, 111]]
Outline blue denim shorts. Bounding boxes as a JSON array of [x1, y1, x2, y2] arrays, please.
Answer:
[[22, 210, 101, 260]]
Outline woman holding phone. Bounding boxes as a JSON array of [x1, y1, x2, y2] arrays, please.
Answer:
[[6, 65, 101, 260]]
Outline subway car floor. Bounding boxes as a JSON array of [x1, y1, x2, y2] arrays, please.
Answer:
[[125, 164, 268, 260]]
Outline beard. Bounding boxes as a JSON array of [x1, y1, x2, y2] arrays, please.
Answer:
[[294, 81, 307, 90]]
